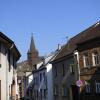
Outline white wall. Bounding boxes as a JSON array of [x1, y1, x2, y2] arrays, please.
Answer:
[[0, 44, 7, 100], [28, 74, 33, 84], [0, 43, 18, 100], [46, 64, 53, 100]]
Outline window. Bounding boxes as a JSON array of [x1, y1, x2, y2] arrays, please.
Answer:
[[54, 85, 58, 95], [54, 66, 58, 77], [44, 89, 47, 98], [36, 77, 38, 85], [95, 81, 100, 93], [83, 54, 89, 67], [43, 72, 45, 81], [40, 73, 42, 82], [85, 81, 91, 93], [34, 77, 38, 85], [9, 85, 11, 97], [62, 64, 65, 76], [92, 51, 99, 66], [34, 77, 36, 84], [61, 85, 67, 96], [70, 64, 74, 74], [40, 89, 42, 100]]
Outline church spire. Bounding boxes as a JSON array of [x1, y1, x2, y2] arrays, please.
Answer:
[[30, 33, 36, 52], [27, 33, 39, 67]]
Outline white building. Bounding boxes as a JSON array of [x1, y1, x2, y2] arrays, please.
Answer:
[[32, 51, 59, 100], [17, 35, 42, 100], [24, 61, 43, 100], [0, 32, 21, 100], [24, 72, 33, 100]]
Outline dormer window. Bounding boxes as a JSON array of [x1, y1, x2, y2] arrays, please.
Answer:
[[83, 54, 89, 67], [92, 51, 99, 66]]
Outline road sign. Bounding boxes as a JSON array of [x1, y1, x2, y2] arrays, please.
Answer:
[[76, 80, 83, 87]]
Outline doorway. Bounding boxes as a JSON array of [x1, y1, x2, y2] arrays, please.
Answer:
[[71, 85, 79, 100]]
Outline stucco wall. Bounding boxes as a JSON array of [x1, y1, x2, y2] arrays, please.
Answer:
[[46, 64, 53, 100], [0, 43, 18, 100]]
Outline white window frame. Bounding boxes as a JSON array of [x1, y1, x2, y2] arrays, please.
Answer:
[[70, 64, 74, 74], [92, 52, 99, 66], [83, 54, 89, 67], [95, 81, 100, 93]]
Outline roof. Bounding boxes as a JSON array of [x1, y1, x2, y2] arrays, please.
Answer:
[[0, 32, 21, 61], [17, 60, 30, 71], [73, 21, 100, 45], [32, 50, 59, 73], [30, 35, 36, 52], [52, 21, 100, 62], [17, 57, 43, 76]]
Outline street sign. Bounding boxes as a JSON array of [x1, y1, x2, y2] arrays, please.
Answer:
[[76, 80, 83, 87]]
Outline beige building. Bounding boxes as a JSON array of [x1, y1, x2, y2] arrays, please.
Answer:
[[51, 21, 100, 100], [51, 44, 77, 100], [0, 32, 21, 100], [75, 21, 100, 100]]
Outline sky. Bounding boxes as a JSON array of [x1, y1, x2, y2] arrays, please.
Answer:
[[0, 0, 100, 61]]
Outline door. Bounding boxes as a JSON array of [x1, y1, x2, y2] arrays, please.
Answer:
[[71, 85, 79, 100]]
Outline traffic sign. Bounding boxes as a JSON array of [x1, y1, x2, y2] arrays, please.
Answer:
[[76, 80, 83, 87]]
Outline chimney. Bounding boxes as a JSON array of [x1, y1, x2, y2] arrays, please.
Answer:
[[58, 44, 61, 50], [66, 36, 70, 49], [41, 57, 45, 65]]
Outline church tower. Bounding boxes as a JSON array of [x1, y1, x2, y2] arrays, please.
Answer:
[[27, 35, 39, 67]]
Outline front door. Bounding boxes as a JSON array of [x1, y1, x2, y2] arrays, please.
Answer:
[[71, 85, 79, 100]]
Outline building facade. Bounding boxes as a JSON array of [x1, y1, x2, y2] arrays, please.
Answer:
[[75, 21, 100, 100], [51, 21, 100, 100], [0, 32, 21, 100], [24, 72, 34, 100], [32, 52, 57, 100], [17, 35, 42, 99], [51, 45, 77, 100], [25, 51, 58, 100]]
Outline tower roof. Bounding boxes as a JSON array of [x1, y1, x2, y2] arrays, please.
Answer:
[[30, 34, 36, 52]]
